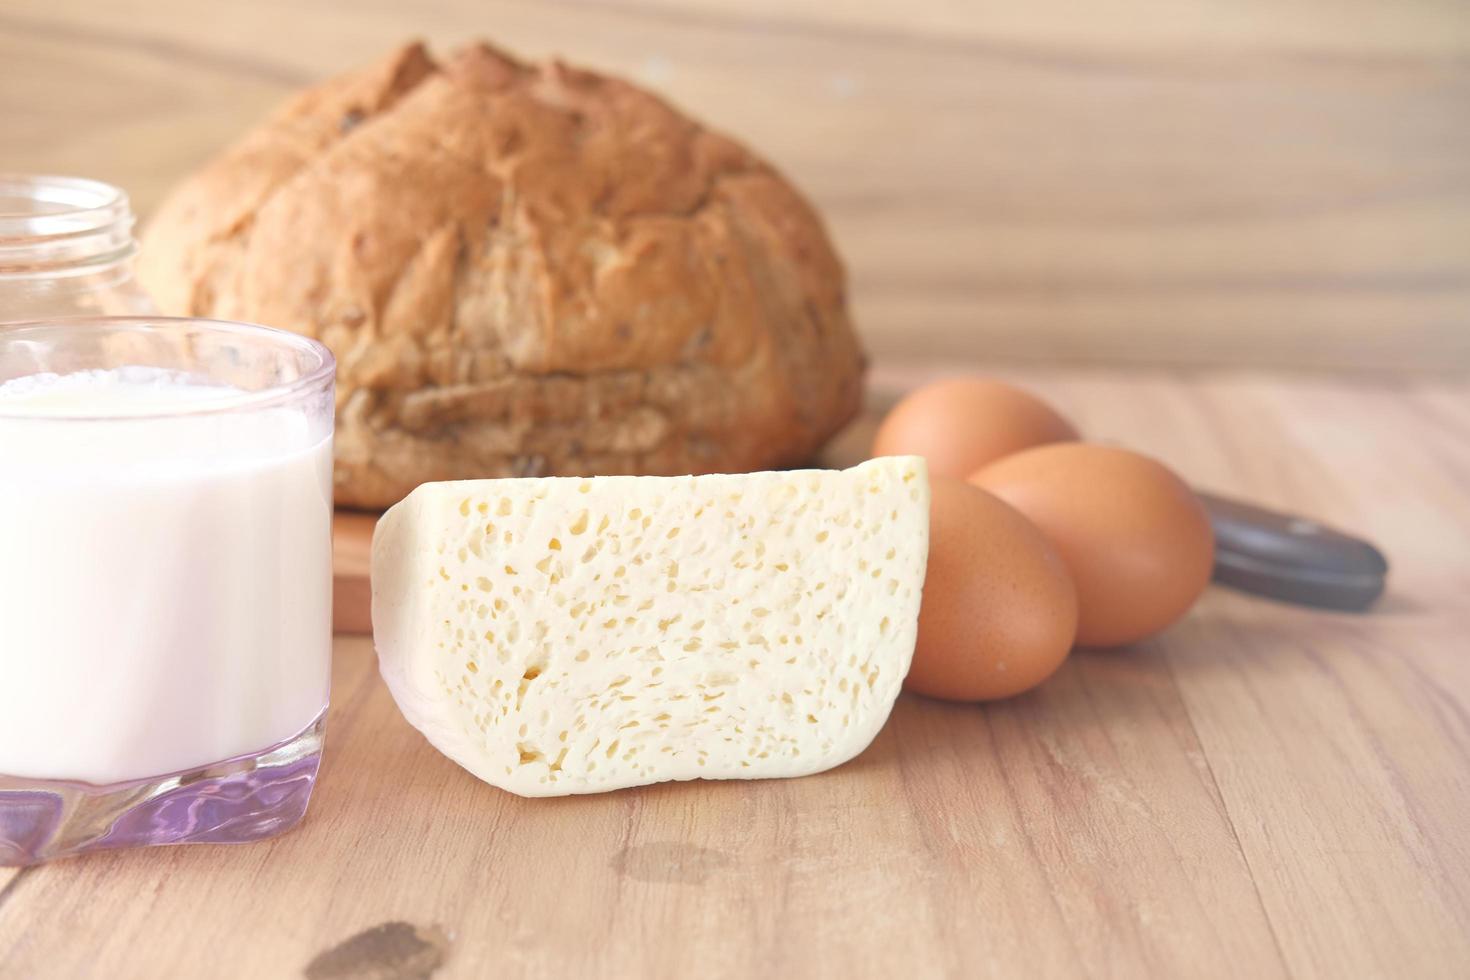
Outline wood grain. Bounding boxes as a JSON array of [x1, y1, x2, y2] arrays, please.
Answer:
[[3, 367, 1469, 978], [2, 0, 1467, 369], [332, 511, 375, 636], [6, 1, 1470, 973]]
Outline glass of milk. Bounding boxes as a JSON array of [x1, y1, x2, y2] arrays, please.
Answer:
[[0, 317, 335, 865]]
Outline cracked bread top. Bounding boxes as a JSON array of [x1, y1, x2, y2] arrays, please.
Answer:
[[139, 42, 865, 508]]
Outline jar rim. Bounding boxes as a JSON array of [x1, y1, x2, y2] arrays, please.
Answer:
[[0, 317, 336, 423], [0, 174, 136, 276], [0, 174, 126, 220]]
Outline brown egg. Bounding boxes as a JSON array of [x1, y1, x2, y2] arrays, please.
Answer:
[[873, 378, 1079, 478], [907, 479, 1078, 701], [971, 444, 1214, 648]]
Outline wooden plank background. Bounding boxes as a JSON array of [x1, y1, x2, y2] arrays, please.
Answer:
[[2, 0, 1468, 370]]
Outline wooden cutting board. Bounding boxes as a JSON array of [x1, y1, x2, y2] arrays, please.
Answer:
[[332, 511, 377, 635]]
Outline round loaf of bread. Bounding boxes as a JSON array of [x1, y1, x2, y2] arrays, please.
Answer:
[[140, 42, 865, 508]]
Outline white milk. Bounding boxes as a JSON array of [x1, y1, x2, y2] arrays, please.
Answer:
[[0, 367, 332, 783]]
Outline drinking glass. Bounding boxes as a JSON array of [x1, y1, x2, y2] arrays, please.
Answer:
[[0, 316, 335, 864]]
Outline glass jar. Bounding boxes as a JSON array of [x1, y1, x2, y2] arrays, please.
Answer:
[[0, 174, 155, 321]]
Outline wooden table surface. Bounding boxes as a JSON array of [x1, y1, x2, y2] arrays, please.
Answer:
[[3, 366, 1469, 979]]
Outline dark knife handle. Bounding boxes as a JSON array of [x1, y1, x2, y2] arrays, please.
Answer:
[[1199, 492, 1389, 611]]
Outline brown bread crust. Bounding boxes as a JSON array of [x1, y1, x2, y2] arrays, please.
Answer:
[[140, 42, 865, 508]]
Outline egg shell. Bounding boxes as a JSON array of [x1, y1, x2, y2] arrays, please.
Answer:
[[907, 478, 1079, 702], [873, 378, 1079, 479], [971, 444, 1214, 648]]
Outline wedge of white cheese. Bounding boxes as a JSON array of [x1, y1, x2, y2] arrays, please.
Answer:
[[372, 457, 929, 797]]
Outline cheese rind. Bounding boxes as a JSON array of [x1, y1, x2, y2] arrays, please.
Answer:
[[372, 457, 929, 797]]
